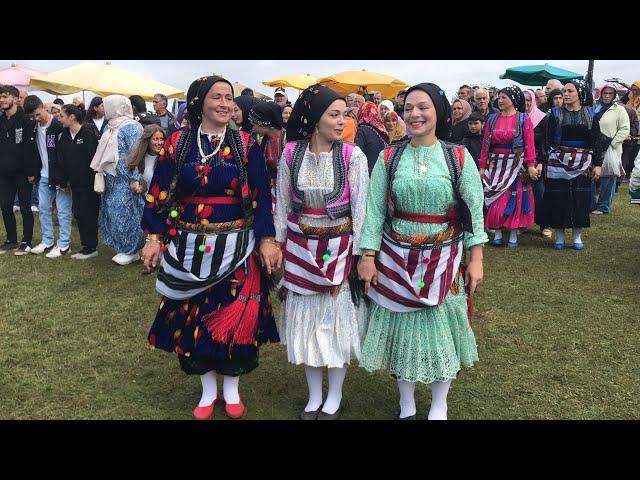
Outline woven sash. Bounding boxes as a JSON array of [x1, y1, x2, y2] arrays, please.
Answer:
[[483, 152, 524, 207], [156, 227, 254, 300], [546, 146, 592, 180], [282, 216, 353, 295], [367, 230, 463, 312]]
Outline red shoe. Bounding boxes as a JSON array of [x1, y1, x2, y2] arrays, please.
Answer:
[[193, 397, 219, 421], [224, 399, 245, 419]]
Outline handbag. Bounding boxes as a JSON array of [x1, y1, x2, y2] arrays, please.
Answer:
[[601, 146, 625, 178], [93, 171, 105, 194]]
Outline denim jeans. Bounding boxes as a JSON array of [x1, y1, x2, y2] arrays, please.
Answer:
[[591, 176, 617, 213], [38, 177, 72, 249]]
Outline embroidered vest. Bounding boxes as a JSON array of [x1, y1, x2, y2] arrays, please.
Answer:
[[483, 112, 527, 155], [284, 139, 354, 220]]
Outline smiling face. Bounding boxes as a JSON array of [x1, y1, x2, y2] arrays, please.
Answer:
[[232, 102, 243, 125], [282, 105, 292, 124], [315, 99, 347, 143], [0, 92, 17, 111], [404, 89, 436, 138], [379, 104, 390, 117], [497, 92, 513, 111], [201, 81, 234, 127], [451, 101, 463, 122], [148, 130, 165, 155]]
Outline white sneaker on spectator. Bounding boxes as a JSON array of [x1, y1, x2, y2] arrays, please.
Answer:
[[31, 205, 39, 213], [13, 205, 19, 213], [72, 247, 98, 260], [46, 246, 70, 258], [112, 252, 140, 265], [30, 242, 55, 255], [591, 210, 604, 215]]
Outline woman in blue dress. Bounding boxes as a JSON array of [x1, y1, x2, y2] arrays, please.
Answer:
[[91, 95, 145, 265], [140, 76, 281, 420]]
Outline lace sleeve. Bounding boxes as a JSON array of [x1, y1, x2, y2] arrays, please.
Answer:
[[274, 150, 292, 243], [347, 146, 370, 255]]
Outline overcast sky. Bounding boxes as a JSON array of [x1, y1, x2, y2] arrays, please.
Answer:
[[4, 59, 639, 108]]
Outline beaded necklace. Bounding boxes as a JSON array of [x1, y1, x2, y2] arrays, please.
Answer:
[[197, 124, 226, 164]]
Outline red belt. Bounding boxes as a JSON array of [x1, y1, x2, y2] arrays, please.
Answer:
[[302, 207, 328, 216], [395, 207, 459, 224], [180, 196, 241, 205]]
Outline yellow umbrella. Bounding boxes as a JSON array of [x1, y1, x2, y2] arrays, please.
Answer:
[[262, 73, 317, 90], [29, 62, 184, 101], [316, 70, 409, 98]]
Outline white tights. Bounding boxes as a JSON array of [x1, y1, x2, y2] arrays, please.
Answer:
[[198, 372, 240, 407], [303, 365, 348, 414], [397, 379, 453, 420], [555, 228, 583, 245]]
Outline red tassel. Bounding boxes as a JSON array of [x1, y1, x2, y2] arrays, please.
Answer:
[[203, 255, 258, 345], [232, 268, 262, 346]]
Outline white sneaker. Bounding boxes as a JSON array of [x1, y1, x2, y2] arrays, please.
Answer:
[[72, 249, 98, 260], [591, 210, 604, 215], [13, 205, 19, 213], [112, 252, 140, 265], [45, 246, 70, 258], [30, 242, 55, 255], [31, 205, 39, 213]]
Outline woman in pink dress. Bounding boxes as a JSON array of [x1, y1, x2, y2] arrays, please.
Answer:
[[478, 85, 539, 247]]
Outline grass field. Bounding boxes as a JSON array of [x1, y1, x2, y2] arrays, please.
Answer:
[[1, 186, 639, 420]]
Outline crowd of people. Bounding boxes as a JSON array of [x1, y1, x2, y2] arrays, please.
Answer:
[[1, 72, 639, 421]]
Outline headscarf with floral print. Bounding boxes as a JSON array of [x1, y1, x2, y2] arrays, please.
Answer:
[[286, 83, 343, 142], [186, 75, 235, 128], [357, 101, 389, 143]]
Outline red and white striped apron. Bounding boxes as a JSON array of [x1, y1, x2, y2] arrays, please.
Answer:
[[546, 146, 592, 180], [368, 230, 464, 313], [282, 214, 353, 296], [482, 152, 524, 207]]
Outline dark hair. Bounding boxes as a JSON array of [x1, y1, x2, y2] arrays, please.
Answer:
[[459, 84, 471, 91], [467, 112, 485, 123], [22, 95, 44, 115], [0, 85, 19, 97], [241, 88, 254, 96], [548, 88, 563, 100], [86, 96, 103, 121], [53, 98, 65, 106], [62, 104, 85, 124], [129, 95, 147, 115]]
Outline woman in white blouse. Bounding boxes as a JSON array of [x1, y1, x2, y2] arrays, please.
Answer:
[[127, 124, 166, 196]]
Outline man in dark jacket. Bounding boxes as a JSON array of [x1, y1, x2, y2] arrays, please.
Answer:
[[23, 95, 73, 258], [57, 104, 100, 259], [130, 95, 162, 128], [620, 101, 639, 182], [0, 85, 40, 254]]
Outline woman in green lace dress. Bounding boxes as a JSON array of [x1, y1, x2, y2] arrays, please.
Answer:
[[357, 83, 488, 420]]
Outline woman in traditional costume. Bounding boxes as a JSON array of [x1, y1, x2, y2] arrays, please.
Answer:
[[541, 79, 603, 250], [357, 83, 487, 420], [479, 86, 539, 248], [275, 84, 370, 420], [140, 76, 281, 420]]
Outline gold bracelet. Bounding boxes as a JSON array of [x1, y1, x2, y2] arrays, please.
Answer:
[[260, 237, 280, 245], [146, 234, 163, 242]]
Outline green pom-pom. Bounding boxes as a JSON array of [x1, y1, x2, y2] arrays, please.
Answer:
[[417, 280, 425, 288], [198, 244, 206, 253], [322, 254, 330, 261], [170, 210, 178, 218]]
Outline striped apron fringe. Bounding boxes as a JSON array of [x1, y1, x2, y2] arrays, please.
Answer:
[[367, 229, 464, 313], [156, 227, 255, 300], [546, 146, 592, 181], [482, 152, 524, 208], [282, 215, 353, 296]]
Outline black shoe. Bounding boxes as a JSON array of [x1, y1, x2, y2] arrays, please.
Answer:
[[317, 407, 342, 420], [0, 241, 19, 254], [13, 242, 32, 256], [299, 405, 323, 420]]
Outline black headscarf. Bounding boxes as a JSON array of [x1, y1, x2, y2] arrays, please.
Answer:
[[498, 85, 526, 113], [186, 75, 235, 129], [567, 79, 594, 107], [403, 82, 452, 140], [233, 95, 260, 132], [286, 84, 343, 142], [249, 101, 284, 130]]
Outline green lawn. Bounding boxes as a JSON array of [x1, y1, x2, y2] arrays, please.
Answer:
[[1, 186, 639, 420]]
